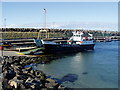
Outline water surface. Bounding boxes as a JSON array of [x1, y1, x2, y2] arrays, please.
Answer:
[[34, 41, 118, 88]]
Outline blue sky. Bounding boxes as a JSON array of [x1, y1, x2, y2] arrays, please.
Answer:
[[2, 2, 118, 31]]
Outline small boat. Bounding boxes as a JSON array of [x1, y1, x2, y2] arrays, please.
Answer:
[[17, 47, 45, 55], [0, 42, 12, 50], [35, 31, 95, 54], [0, 42, 12, 47]]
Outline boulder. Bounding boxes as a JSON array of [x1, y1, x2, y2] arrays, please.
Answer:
[[25, 67, 32, 71], [8, 80, 18, 88], [2, 78, 12, 89], [25, 77, 33, 84], [45, 78, 58, 88], [46, 78, 56, 83], [3, 70, 16, 80]]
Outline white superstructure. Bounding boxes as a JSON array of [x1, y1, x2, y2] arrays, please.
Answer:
[[68, 31, 94, 45]]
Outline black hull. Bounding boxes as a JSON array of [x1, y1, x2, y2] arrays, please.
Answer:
[[43, 44, 95, 54]]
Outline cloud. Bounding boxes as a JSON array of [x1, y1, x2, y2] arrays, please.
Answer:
[[4, 22, 118, 31]]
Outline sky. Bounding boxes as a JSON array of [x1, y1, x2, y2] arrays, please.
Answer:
[[1, 2, 118, 31]]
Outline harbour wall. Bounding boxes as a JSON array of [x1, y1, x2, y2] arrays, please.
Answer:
[[0, 28, 119, 40]]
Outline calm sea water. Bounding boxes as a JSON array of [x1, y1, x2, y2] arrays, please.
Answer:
[[34, 41, 118, 88]]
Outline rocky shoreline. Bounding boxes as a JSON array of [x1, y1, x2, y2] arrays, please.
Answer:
[[2, 56, 65, 90]]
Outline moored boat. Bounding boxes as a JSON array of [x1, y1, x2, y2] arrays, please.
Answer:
[[35, 31, 95, 54]]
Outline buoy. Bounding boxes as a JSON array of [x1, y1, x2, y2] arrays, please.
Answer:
[[80, 41, 83, 43], [104, 38, 106, 40], [67, 40, 71, 42], [0, 46, 4, 50]]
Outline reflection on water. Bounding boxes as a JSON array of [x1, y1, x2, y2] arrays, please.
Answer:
[[34, 41, 118, 88]]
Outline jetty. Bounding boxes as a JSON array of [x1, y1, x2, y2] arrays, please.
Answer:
[[0, 28, 119, 54]]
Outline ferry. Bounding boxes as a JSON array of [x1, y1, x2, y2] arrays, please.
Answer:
[[35, 31, 95, 54]]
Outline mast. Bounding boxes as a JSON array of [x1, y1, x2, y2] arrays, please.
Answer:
[[37, 8, 48, 39]]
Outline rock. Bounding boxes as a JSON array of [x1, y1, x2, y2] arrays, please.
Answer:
[[35, 70, 42, 77], [15, 74, 28, 81], [19, 83, 26, 89], [30, 84, 35, 89], [46, 78, 55, 83], [39, 75, 46, 81], [22, 69, 28, 74], [82, 72, 88, 75], [61, 73, 78, 83], [45, 78, 58, 88], [2, 78, 12, 89], [34, 77, 41, 82], [9, 80, 18, 88], [45, 82, 58, 88], [2, 56, 64, 89], [58, 85, 65, 89], [40, 88, 48, 90], [3, 70, 16, 80], [14, 65, 22, 70], [25, 77, 42, 89], [25, 67, 32, 71], [30, 70, 35, 74], [25, 77, 33, 83]]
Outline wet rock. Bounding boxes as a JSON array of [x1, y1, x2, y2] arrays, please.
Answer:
[[35, 70, 43, 77], [25, 77, 42, 89], [25, 66, 32, 71], [46, 78, 56, 83], [30, 70, 35, 74], [25, 77, 34, 84], [82, 72, 88, 75], [61, 73, 78, 82], [19, 83, 26, 89], [15, 74, 28, 81], [45, 78, 58, 88], [58, 85, 65, 89], [8, 80, 18, 88], [2, 78, 12, 89], [3, 70, 16, 80], [14, 65, 23, 70], [2, 56, 65, 89]]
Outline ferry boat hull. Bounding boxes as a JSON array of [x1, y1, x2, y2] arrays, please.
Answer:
[[43, 44, 95, 54], [34, 31, 95, 54]]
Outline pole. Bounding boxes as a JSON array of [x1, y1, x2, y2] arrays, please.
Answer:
[[37, 9, 46, 39], [37, 8, 48, 39], [44, 8, 46, 29], [44, 8, 48, 39], [4, 18, 6, 28]]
